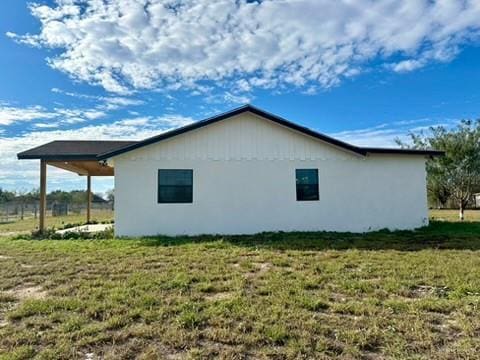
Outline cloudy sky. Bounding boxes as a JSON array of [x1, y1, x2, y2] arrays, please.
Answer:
[[1, 0, 480, 194]]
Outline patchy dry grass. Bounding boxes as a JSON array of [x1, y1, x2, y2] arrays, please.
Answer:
[[0, 222, 480, 359], [0, 210, 113, 235], [430, 209, 479, 222]]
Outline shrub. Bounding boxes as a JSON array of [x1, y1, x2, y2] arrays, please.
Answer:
[[26, 226, 114, 240]]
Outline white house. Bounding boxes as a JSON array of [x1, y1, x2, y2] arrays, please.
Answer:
[[18, 105, 443, 236]]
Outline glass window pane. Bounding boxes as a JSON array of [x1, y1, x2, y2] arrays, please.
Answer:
[[159, 169, 192, 186], [296, 169, 318, 185], [296, 169, 319, 201], [296, 184, 319, 201], [158, 170, 193, 203], [159, 186, 192, 203]]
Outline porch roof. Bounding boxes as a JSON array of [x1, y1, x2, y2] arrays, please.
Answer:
[[17, 140, 137, 176], [17, 140, 137, 160]]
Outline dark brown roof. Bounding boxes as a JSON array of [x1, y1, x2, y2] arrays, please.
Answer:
[[17, 140, 138, 160], [97, 105, 444, 159]]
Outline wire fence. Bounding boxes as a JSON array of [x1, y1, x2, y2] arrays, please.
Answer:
[[0, 201, 114, 223]]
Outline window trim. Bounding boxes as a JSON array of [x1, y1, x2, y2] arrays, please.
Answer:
[[295, 168, 319, 202], [157, 169, 193, 204]]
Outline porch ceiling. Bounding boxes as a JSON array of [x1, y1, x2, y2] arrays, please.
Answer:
[[48, 160, 114, 176]]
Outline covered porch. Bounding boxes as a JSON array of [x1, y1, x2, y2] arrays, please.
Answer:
[[17, 140, 136, 233]]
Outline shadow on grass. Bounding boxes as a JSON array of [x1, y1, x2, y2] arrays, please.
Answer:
[[138, 221, 480, 251]]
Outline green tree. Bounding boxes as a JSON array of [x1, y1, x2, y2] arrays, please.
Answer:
[[0, 188, 15, 203], [47, 190, 73, 203], [397, 119, 480, 220]]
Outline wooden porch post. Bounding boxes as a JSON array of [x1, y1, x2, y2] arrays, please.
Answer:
[[39, 160, 47, 234], [87, 174, 92, 223]]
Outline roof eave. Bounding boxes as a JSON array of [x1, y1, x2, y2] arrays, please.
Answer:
[[363, 148, 445, 156], [17, 154, 100, 161]]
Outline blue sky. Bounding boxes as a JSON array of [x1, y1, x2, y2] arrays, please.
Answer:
[[0, 0, 479, 194]]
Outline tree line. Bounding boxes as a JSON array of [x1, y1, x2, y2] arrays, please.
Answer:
[[0, 189, 113, 204]]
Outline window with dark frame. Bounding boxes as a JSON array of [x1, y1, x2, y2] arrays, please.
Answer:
[[296, 169, 319, 201], [158, 169, 193, 203]]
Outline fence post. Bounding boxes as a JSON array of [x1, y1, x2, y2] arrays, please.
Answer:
[[87, 175, 92, 224]]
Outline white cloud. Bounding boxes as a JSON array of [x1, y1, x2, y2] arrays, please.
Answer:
[[100, 97, 145, 110], [51, 87, 145, 110], [53, 108, 107, 123], [0, 90, 146, 127], [8, 0, 480, 94], [332, 126, 407, 147], [116, 117, 151, 126], [391, 59, 425, 73], [116, 114, 193, 128], [0, 102, 108, 127], [51, 87, 144, 105], [330, 118, 458, 147], [0, 104, 57, 125], [222, 92, 253, 105], [34, 123, 59, 129]]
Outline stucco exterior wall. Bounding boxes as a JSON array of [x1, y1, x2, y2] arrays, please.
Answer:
[[113, 113, 428, 236]]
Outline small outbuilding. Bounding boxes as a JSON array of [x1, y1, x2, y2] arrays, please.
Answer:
[[18, 105, 443, 236]]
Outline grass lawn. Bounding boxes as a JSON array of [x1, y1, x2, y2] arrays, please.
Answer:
[[0, 210, 113, 235], [1, 221, 480, 359], [430, 209, 480, 222]]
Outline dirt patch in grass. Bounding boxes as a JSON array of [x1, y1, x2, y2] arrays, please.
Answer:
[[328, 292, 348, 303], [408, 285, 450, 298], [245, 262, 272, 279], [204, 292, 234, 302], [255, 262, 271, 273], [6, 285, 47, 300]]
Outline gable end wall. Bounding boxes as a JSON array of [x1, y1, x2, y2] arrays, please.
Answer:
[[113, 113, 428, 235]]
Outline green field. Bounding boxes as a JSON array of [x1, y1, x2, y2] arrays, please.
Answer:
[[0, 210, 113, 235], [0, 218, 480, 359]]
